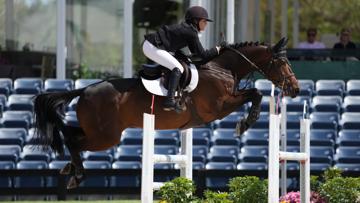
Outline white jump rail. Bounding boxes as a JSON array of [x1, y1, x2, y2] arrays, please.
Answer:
[[141, 113, 193, 203]]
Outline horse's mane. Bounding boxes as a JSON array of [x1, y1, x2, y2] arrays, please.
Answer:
[[229, 41, 269, 49]]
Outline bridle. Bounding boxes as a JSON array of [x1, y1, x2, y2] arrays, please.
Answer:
[[226, 46, 295, 93]]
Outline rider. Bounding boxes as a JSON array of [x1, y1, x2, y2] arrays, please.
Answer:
[[142, 6, 223, 112]]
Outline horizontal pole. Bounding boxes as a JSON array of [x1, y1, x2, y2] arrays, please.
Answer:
[[153, 182, 164, 190], [279, 152, 308, 161], [154, 155, 187, 164]]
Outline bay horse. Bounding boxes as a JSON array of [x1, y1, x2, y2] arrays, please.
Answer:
[[33, 37, 299, 189]]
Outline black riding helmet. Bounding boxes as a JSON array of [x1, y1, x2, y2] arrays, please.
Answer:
[[185, 6, 213, 22]]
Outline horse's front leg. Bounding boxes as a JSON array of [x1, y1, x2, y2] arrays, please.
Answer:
[[235, 88, 262, 135]]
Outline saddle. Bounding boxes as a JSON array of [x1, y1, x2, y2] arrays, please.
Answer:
[[139, 51, 199, 96]]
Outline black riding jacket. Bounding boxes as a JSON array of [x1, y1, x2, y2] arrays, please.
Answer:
[[144, 22, 218, 64]]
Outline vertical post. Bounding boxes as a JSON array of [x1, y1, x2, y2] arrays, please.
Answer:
[[123, 0, 134, 78], [268, 114, 280, 203], [57, 0, 66, 79], [141, 113, 155, 203], [180, 129, 193, 179], [300, 119, 310, 203], [280, 98, 287, 196], [269, 84, 276, 114], [227, 0, 235, 43]]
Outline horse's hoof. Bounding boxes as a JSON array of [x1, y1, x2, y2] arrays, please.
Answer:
[[67, 175, 84, 189], [60, 163, 74, 175], [236, 119, 248, 136]]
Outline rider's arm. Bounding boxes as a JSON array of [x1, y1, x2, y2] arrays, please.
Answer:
[[187, 33, 219, 63]]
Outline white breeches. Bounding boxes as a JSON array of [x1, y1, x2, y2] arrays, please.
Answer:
[[142, 40, 184, 73]]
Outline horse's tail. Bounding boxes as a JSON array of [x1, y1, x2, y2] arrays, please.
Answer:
[[33, 88, 84, 154]]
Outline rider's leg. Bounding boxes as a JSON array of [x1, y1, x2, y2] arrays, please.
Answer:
[[142, 40, 184, 111]]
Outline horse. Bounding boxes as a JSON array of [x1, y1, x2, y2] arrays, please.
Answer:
[[33, 37, 299, 189]]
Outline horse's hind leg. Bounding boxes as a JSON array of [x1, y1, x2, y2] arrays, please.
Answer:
[[61, 126, 86, 189], [236, 88, 262, 135]]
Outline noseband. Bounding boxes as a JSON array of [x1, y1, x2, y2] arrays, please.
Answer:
[[226, 46, 295, 92]]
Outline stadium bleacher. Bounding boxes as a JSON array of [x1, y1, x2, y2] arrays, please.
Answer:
[[0, 77, 359, 196]]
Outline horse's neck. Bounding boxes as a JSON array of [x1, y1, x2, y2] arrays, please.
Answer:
[[211, 51, 254, 79]]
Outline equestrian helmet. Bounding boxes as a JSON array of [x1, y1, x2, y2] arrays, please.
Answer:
[[185, 6, 213, 22]]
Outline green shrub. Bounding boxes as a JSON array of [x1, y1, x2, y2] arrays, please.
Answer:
[[323, 167, 342, 181], [319, 176, 360, 203], [157, 177, 197, 203], [228, 176, 267, 203], [203, 190, 233, 203], [310, 175, 321, 193]]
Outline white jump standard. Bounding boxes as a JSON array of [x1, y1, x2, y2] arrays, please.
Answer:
[[141, 113, 193, 203], [268, 85, 310, 203]]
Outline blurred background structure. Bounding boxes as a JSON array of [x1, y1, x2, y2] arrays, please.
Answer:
[[0, 0, 359, 80]]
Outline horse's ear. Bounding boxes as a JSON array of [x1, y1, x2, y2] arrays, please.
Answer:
[[272, 37, 288, 52]]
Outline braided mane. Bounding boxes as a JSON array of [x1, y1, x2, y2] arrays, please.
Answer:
[[229, 41, 269, 49]]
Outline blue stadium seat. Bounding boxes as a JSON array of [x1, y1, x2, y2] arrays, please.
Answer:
[[241, 129, 268, 146], [44, 79, 73, 92], [207, 146, 239, 164], [339, 112, 360, 130], [310, 129, 336, 147], [115, 145, 142, 161], [334, 147, 360, 163], [238, 79, 254, 90], [0, 94, 7, 113], [250, 112, 269, 129], [334, 163, 360, 171], [14, 160, 48, 188], [310, 146, 334, 164], [315, 80, 345, 97], [255, 79, 279, 96], [0, 127, 27, 142], [193, 145, 208, 162], [120, 128, 143, 145], [310, 112, 339, 130], [153, 163, 174, 182], [343, 96, 360, 112], [286, 129, 300, 146], [83, 150, 114, 162], [21, 145, 52, 162], [0, 78, 13, 96], [212, 128, 240, 146], [238, 146, 268, 163], [1, 111, 33, 129], [192, 161, 205, 170], [14, 78, 42, 95], [346, 80, 360, 96], [260, 96, 271, 112], [215, 112, 244, 129], [0, 145, 21, 162], [154, 145, 177, 155], [80, 161, 111, 187], [205, 162, 236, 188], [298, 80, 314, 97], [63, 111, 79, 127], [0, 161, 15, 188], [192, 128, 211, 146], [0, 129, 24, 147], [283, 96, 311, 112], [47, 160, 69, 187], [67, 97, 78, 111], [286, 112, 303, 129], [154, 130, 179, 146], [311, 96, 342, 113], [75, 79, 102, 89], [110, 161, 141, 187], [7, 94, 34, 111], [310, 163, 331, 171], [237, 162, 267, 170], [337, 130, 360, 147]]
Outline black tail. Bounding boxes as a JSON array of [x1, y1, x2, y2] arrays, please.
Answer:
[[33, 88, 84, 154]]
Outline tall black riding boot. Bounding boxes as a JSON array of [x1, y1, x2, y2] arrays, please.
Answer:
[[163, 68, 182, 111]]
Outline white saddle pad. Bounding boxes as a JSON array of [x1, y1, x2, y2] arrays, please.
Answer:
[[141, 64, 199, 96]]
